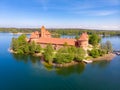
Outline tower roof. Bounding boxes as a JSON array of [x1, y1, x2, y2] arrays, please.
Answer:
[[79, 32, 88, 41], [36, 38, 76, 45], [41, 26, 46, 31], [40, 25, 51, 37]]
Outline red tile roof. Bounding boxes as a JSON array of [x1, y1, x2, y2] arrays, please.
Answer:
[[79, 32, 88, 41], [36, 38, 76, 45], [30, 32, 36, 38], [29, 26, 89, 47], [34, 31, 39, 34]]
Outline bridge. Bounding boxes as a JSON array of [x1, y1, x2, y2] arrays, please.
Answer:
[[113, 50, 120, 56]]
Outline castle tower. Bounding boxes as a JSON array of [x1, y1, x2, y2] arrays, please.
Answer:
[[30, 31, 40, 39], [41, 26, 46, 37], [78, 32, 89, 49], [40, 26, 51, 38]]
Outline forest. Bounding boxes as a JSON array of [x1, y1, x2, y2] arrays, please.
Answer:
[[0, 28, 120, 36]]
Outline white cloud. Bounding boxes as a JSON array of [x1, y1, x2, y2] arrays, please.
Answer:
[[96, 25, 120, 30], [89, 10, 119, 16], [79, 25, 120, 30], [72, 10, 119, 16]]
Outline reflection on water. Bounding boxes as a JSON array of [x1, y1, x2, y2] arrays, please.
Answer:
[[91, 60, 110, 68], [55, 63, 85, 76], [42, 61, 54, 71], [12, 54, 40, 64], [12, 53, 86, 76]]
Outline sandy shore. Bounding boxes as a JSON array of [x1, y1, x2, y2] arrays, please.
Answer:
[[92, 53, 116, 61]]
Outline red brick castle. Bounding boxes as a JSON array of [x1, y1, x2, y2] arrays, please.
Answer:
[[28, 26, 89, 50]]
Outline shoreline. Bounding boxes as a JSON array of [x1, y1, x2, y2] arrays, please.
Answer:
[[91, 53, 116, 61], [41, 53, 116, 67], [8, 48, 116, 67], [8, 48, 17, 54], [30, 53, 116, 67], [41, 60, 80, 67], [10, 32, 31, 35]]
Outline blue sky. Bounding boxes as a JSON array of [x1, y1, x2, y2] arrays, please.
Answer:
[[0, 0, 120, 30]]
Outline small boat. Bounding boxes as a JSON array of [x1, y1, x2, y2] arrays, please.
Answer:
[[83, 60, 93, 63], [116, 52, 120, 55]]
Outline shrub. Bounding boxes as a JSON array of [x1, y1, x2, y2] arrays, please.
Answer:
[[89, 48, 100, 58], [89, 33, 101, 46], [11, 34, 42, 54], [74, 48, 86, 61], [44, 44, 54, 64]]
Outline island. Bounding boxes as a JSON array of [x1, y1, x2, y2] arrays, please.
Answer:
[[10, 26, 115, 67]]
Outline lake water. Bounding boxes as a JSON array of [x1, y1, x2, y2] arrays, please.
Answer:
[[0, 33, 120, 90]]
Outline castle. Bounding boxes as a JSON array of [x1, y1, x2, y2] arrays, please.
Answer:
[[28, 26, 89, 50]]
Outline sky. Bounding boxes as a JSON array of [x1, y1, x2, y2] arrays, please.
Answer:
[[0, 0, 120, 30]]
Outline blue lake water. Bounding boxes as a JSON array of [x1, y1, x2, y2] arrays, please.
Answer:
[[0, 33, 120, 90]]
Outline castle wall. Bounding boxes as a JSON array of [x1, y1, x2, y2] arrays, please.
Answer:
[[37, 43, 64, 50], [80, 40, 88, 49], [29, 26, 89, 50]]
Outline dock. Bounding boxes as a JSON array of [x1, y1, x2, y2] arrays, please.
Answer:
[[113, 50, 120, 56], [83, 60, 93, 63]]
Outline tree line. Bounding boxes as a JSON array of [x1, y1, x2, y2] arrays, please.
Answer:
[[1, 28, 120, 36]]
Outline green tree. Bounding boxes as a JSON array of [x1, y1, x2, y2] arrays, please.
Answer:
[[100, 43, 107, 54], [17, 48, 24, 54], [29, 41, 36, 54], [11, 34, 42, 54], [24, 43, 30, 53], [105, 40, 113, 53], [11, 38, 19, 51], [100, 40, 113, 54], [55, 46, 85, 63], [89, 33, 101, 46], [11, 34, 28, 54], [55, 47, 74, 64], [17, 34, 27, 46], [29, 41, 42, 53], [35, 45, 42, 53], [89, 48, 100, 58], [74, 48, 86, 61], [44, 44, 54, 64], [55, 53, 74, 64]]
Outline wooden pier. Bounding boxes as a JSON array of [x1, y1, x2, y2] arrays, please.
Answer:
[[113, 50, 120, 56], [83, 60, 93, 63]]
